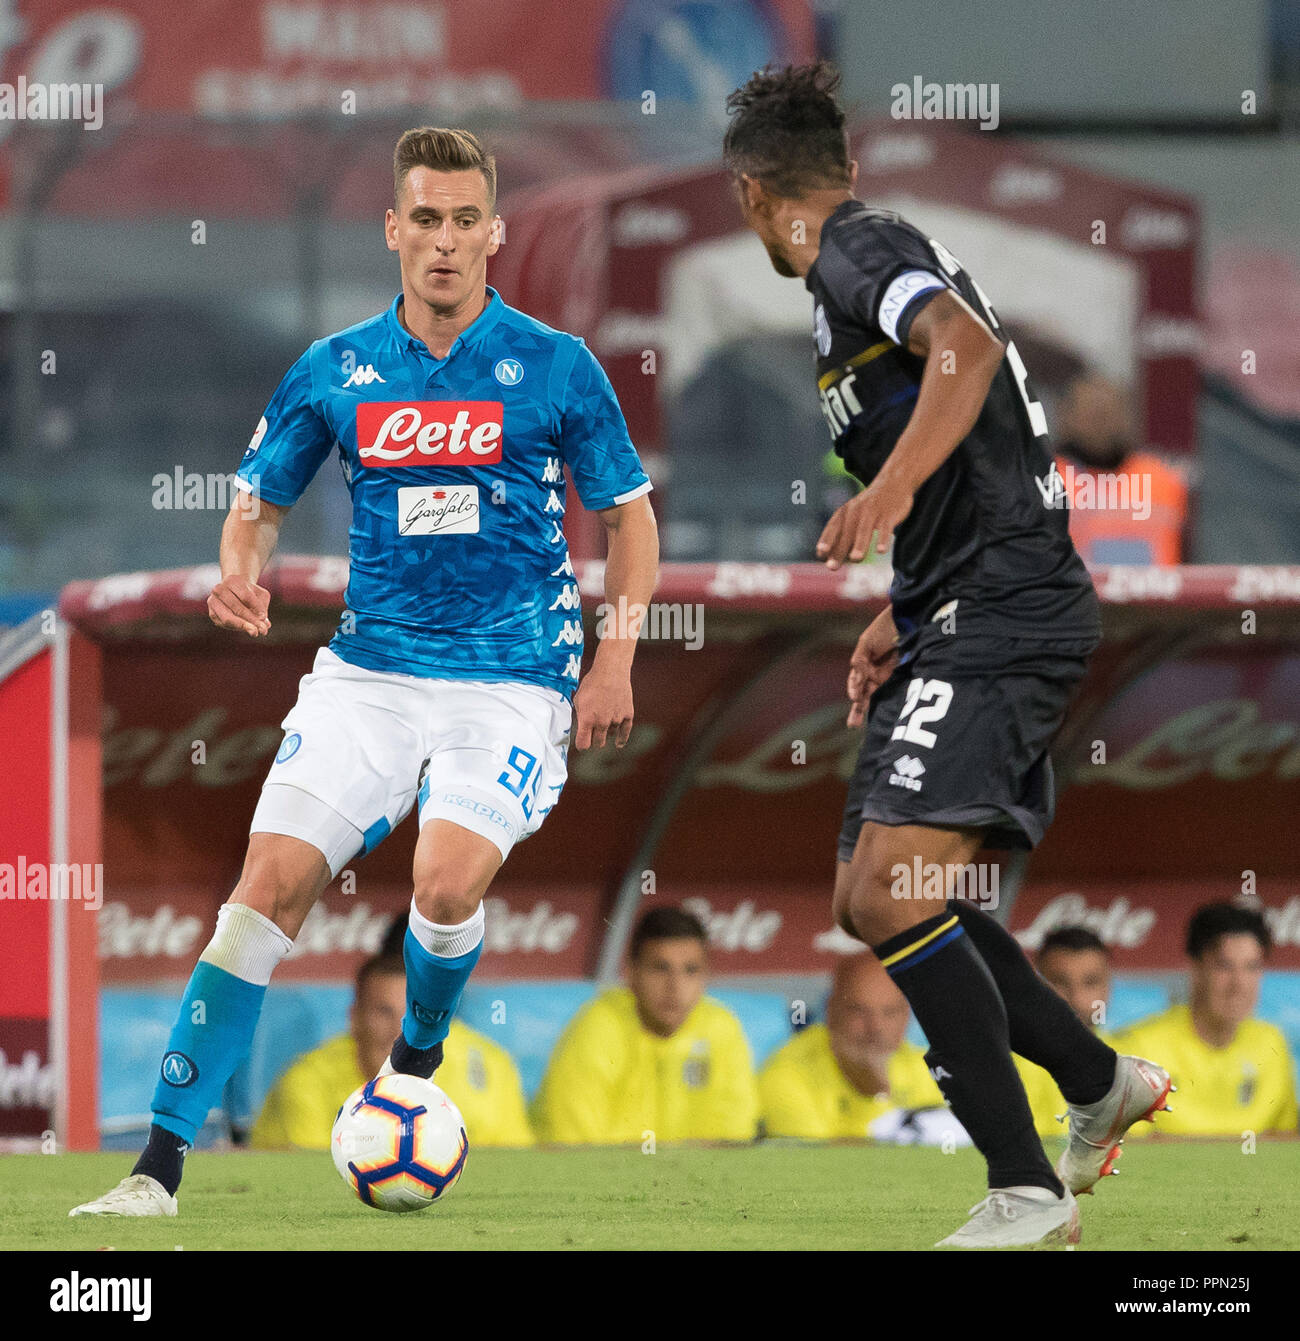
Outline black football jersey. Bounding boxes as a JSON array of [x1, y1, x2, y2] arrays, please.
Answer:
[[805, 200, 1099, 641]]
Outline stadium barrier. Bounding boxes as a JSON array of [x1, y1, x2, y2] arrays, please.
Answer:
[[2, 557, 1298, 1144]]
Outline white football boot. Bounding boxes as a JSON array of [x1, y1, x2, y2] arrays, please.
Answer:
[[937, 1186, 1080, 1248], [1056, 1054, 1174, 1195], [69, 1174, 178, 1218]]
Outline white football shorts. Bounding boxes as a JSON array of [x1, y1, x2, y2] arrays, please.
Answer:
[[250, 646, 571, 875]]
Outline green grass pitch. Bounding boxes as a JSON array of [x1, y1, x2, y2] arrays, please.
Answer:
[[6, 1139, 1298, 1251]]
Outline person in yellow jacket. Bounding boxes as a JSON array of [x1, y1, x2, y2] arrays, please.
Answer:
[[532, 907, 759, 1145], [760, 951, 941, 1140], [1119, 903, 1297, 1138], [1013, 927, 1118, 1137], [252, 952, 533, 1149]]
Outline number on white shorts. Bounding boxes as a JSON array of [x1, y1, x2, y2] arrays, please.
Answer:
[[497, 745, 541, 819]]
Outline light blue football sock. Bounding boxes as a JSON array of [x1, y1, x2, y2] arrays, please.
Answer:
[[149, 903, 292, 1145], [401, 926, 482, 1049], [149, 961, 268, 1145]]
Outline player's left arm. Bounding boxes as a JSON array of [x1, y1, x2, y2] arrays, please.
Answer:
[[817, 290, 1005, 569], [573, 493, 660, 751]]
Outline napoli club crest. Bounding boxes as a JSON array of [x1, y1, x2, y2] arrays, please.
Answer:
[[494, 358, 524, 386]]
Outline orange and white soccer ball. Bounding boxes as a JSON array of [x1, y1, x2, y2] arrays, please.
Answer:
[[331, 1073, 469, 1213]]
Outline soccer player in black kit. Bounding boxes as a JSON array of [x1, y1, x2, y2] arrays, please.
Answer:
[[724, 63, 1173, 1247]]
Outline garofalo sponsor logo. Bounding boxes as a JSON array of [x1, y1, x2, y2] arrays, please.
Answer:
[[49, 1273, 151, 1322]]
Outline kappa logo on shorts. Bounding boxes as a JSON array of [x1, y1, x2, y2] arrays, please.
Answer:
[[433, 792, 513, 833], [888, 754, 926, 791]]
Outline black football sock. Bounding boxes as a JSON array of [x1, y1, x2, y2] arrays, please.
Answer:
[[132, 1123, 189, 1197], [951, 902, 1117, 1105], [873, 912, 1063, 1195], [390, 1036, 444, 1080]]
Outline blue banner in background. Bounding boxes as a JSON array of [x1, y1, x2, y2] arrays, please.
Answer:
[[100, 973, 1300, 1147]]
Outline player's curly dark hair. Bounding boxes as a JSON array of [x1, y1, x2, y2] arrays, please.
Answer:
[[723, 61, 852, 197]]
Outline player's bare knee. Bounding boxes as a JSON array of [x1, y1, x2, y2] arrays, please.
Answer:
[[411, 874, 480, 928], [846, 862, 916, 946], [231, 834, 328, 937]]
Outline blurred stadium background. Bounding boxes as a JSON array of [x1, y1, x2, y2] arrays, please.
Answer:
[[0, 0, 1297, 1152]]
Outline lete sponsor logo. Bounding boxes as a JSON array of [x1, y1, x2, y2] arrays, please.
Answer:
[[0, 1049, 56, 1109], [1071, 699, 1300, 789], [482, 897, 579, 954], [680, 897, 782, 952], [356, 401, 503, 465], [1015, 893, 1158, 952]]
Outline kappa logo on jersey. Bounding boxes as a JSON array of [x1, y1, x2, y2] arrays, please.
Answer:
[[549, 583, 581, 612], [888, 755, 926, 791], [343, 363, 387, 388], [356, 401, 503, 466], [551, 619, 582, 647]]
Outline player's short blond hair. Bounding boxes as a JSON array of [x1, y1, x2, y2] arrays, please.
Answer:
[[393, 127, 496, 209]]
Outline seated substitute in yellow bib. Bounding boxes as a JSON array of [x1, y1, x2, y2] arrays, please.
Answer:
[[1118, 903, 1297, 1138], [760, 951, 941, 1139], [532, 907, 759, 1145]]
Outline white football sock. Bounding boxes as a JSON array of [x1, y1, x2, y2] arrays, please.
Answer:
[[199, 902, 293, 986], [407, 896, 485, 959]]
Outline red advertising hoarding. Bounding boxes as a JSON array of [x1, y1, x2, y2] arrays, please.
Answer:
[[54, 557, 1300, 992]]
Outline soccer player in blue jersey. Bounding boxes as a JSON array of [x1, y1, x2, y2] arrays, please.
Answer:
[[71, 128, 659, 1217]]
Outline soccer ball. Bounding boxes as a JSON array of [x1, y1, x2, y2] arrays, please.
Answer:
[[331, 1073, 469, 1213]]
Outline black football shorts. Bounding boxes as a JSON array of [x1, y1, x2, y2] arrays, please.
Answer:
[[837, 624, 1097, 860]]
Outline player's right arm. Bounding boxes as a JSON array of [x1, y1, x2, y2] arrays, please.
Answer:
[[209, 344, 336, 638], [207, 494, 288, 637]]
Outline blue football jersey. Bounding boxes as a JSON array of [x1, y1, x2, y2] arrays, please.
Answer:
[[235, 288, 651, 696]]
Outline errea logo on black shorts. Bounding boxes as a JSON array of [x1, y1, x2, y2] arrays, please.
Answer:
[[357, 401, 503, 466]]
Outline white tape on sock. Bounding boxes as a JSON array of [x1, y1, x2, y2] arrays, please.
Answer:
[[408, 897, 485, 959], [199, 902, 294, 986]]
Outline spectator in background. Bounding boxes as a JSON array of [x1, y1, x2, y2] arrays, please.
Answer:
[[760, 951, 941, 1140], [1015, 928, 1119, 1137], [1120, 903, 1297, 1137], [1054, 373, 1188, 564], [532, 907, 758, 1145], [251, 951, 533, 1149]]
